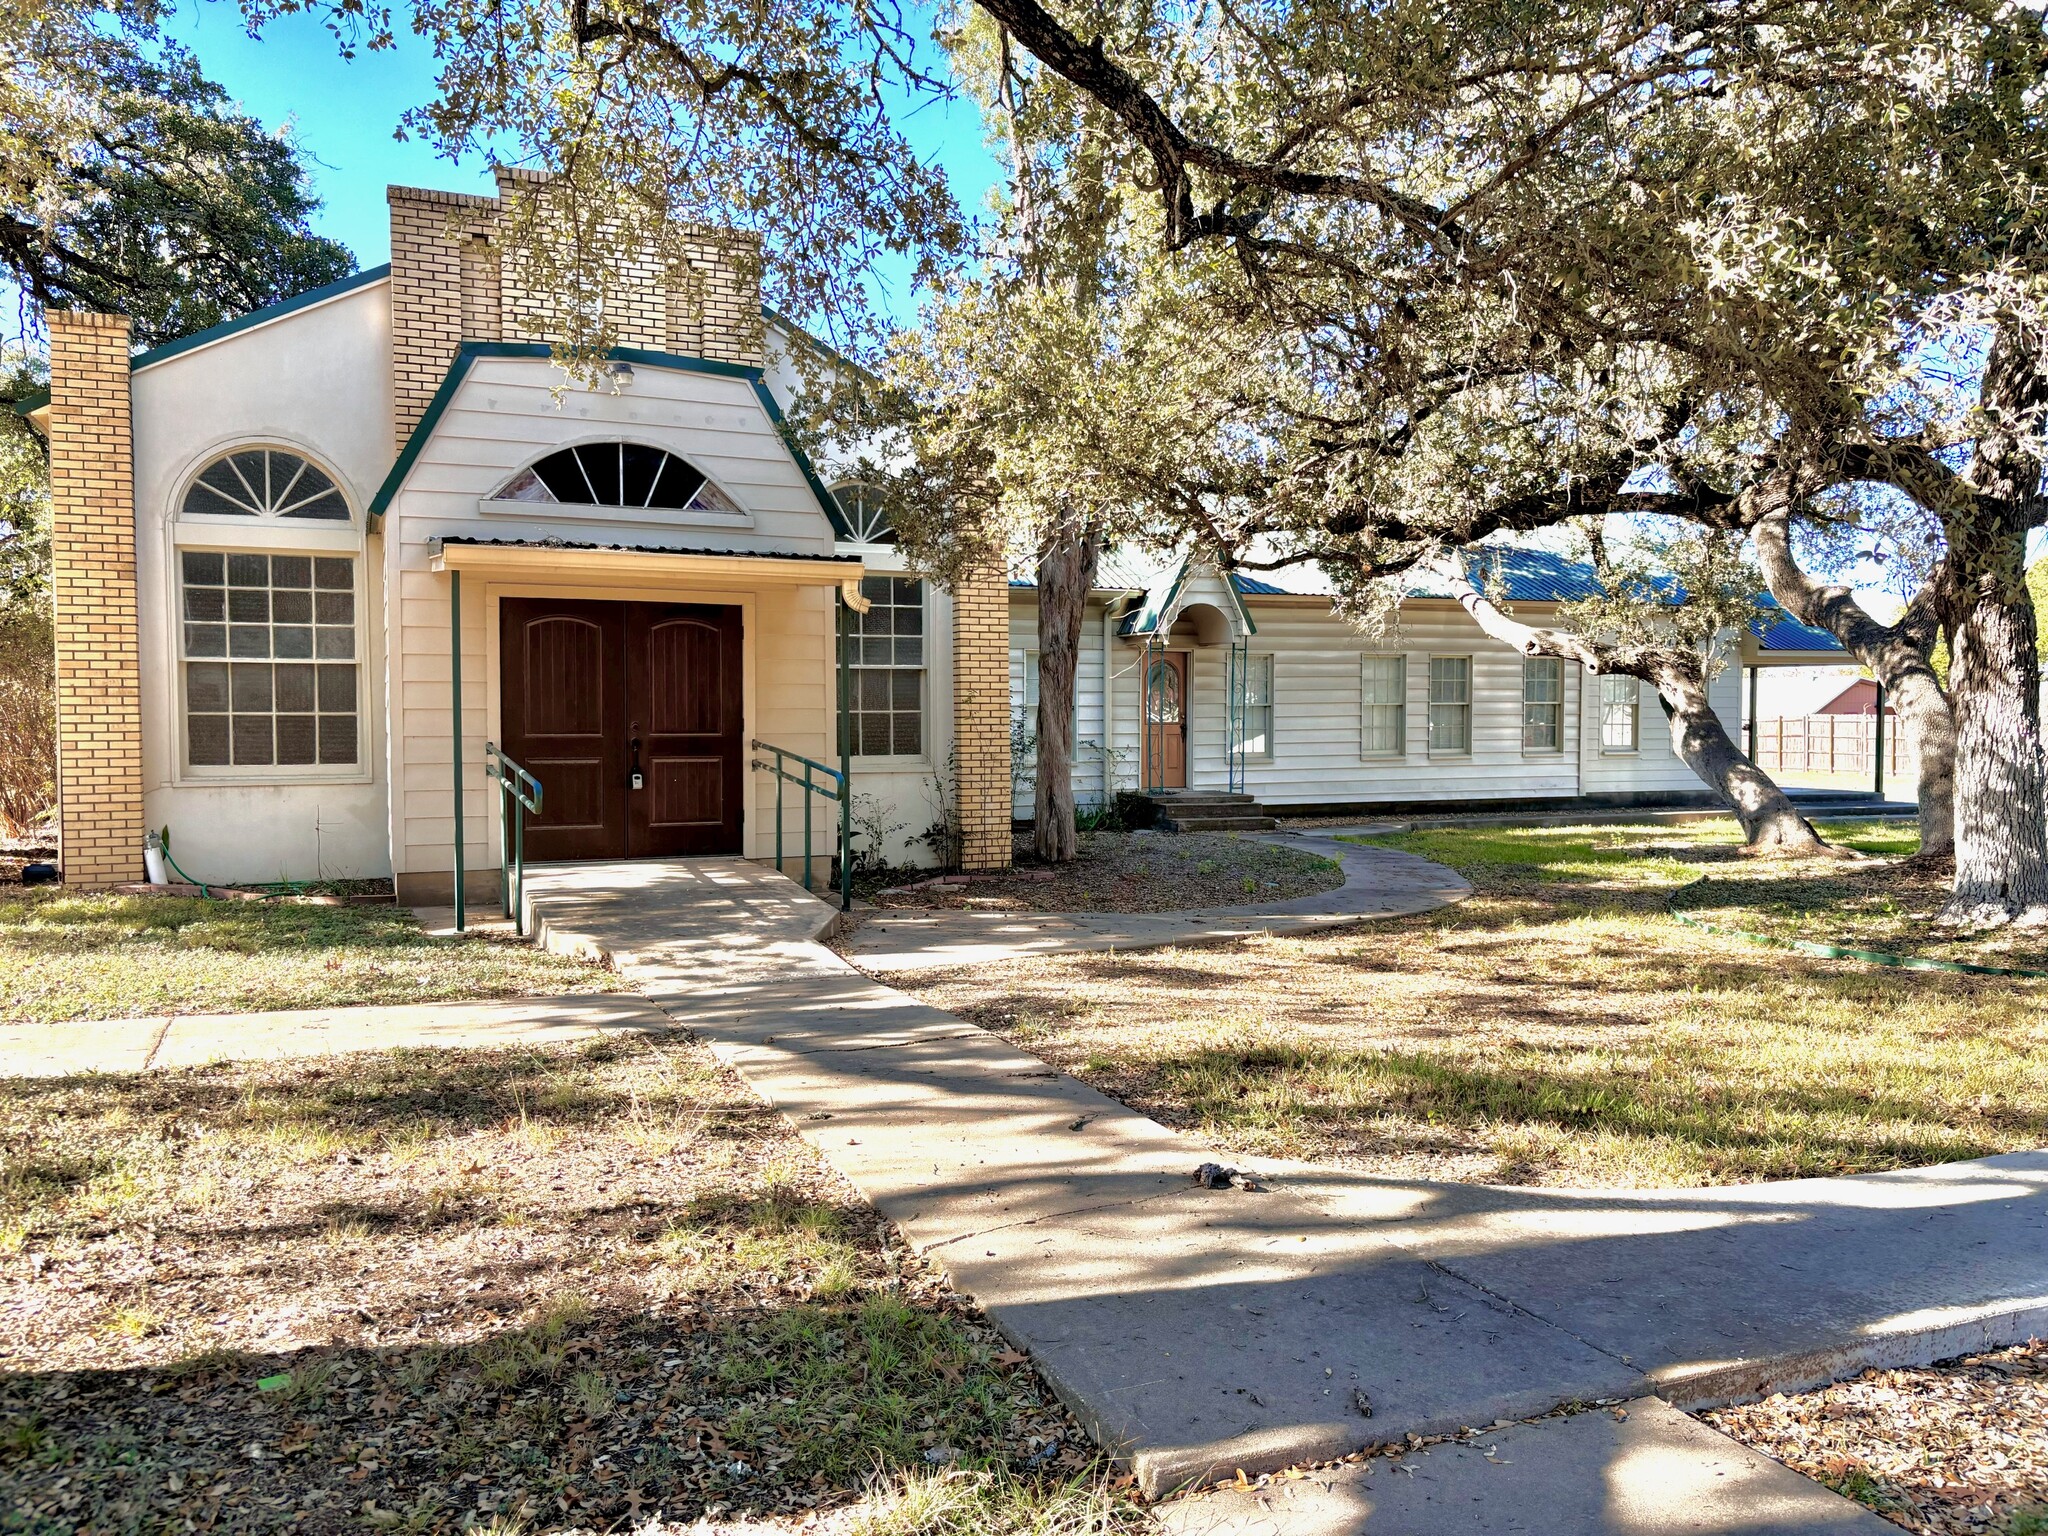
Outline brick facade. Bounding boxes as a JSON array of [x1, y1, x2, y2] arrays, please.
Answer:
[[388, 185, 500, 448], [47, 312, 144, 888], [950, 567, 1014, 872], [387, 175, 764, 446]]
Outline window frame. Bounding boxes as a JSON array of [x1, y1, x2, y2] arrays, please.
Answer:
[[176, 445, 353, 526], [1359, 653, 1407, 759], [842, 574, 928, 765], [1600, 674, 1642, 754], [1522, 656, 1566, 755], [480, 438, 753, 530], [829, 480, 898, 545], [169, 445, 372, 787], [1427, 654, 1474, 756], [1234, 651, 1275, 762]]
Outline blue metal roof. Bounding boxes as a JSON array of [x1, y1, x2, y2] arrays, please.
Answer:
[[1749, 603, 1844, 653]]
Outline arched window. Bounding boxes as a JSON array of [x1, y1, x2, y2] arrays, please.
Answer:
[[182, 448, 349, 521], [830, 481, 896, 544], [175, 447, 362, 774], [493, 442, 741, 515]]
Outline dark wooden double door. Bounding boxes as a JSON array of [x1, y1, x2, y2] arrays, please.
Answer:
[[500, 599, 742, 861]]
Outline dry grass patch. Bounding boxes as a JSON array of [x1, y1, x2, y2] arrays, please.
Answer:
[[0, 1038, 1100, 1533], [0, 890, 625, 1025], [890, 820, 2048, 1187]]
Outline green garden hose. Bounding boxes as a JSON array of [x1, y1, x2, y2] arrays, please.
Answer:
[[158, 828, 210, 899]]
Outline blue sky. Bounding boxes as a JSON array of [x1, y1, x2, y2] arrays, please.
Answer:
[[163, 2, 1004, 325]]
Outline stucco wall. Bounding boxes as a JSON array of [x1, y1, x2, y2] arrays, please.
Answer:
[[130, 279, 395, 884]]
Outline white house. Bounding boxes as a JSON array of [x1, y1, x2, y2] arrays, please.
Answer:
[[1003, 550, 1844, 828], [21, 172, 1843, 897]]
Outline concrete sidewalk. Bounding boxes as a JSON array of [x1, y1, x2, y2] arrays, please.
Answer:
[[518, 856, 2048, 1525], [841, 831, 1471, 976], [0, 993, 672, 1078]]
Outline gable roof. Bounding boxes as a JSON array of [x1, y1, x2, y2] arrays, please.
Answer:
[[365, 340, 855, 537], [11, 265, 393, 423]]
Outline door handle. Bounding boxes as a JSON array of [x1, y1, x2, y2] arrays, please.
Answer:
[[629, 724, 644, 791]]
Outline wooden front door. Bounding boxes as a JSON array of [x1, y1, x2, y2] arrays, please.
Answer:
[[625, 603, 744, 857], [500, 599, 743, 861], [1145, 650, 1188, 789]]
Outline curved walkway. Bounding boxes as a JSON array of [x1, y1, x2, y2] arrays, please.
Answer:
[[841, 829, 1472, 976], [511, 858, 2045, 1532], [11, 849, 2038, 1534]]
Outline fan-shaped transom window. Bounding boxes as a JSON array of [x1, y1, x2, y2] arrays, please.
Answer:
[[831, 481, 895, 544], [493, 443, 742, 515], [183, 449, 349, 521]]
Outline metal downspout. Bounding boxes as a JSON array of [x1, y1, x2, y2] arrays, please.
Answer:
[[451, 568, 464, 932]]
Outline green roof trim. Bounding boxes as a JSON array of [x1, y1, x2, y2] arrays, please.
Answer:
[[366, 340, 854, 539], [128, 265, 392, 375], [11, 387, 50, 418], [1118, 557, 1259, 639]]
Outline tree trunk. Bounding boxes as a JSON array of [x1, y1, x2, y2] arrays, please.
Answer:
[[1752, 510, 1955, 855], [1648, 659, 1829, 852], [1440, 557, 1826, 851], [1939, 324, 2048, 926], [1941, 516, 2048, 924], [1032, 523, 1097, 862]]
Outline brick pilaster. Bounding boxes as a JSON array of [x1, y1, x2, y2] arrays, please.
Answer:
[[47, 311, 144, 889], [388, 185, 500, 448], [951, 567, 1013, 872]]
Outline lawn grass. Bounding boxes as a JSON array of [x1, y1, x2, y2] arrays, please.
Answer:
[[1363, 816, 2047, 970], [892, 817, 2048, 1188], [0, 1038, 1123, 1533], [0, 890, 624, 1025]]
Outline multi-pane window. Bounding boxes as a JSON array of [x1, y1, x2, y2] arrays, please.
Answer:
[[1235, 653, 1274, 759], [181, 552, 358, 768], [1601, 674, 1641, 752], [1523, 657, 1565, 752], [843, 575, 924, 757], [1360, 654, 1405, 756], [1428, 656, 1472, 753]]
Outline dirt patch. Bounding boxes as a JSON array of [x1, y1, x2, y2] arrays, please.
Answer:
[[0, 1038, 1093, 1532], [1703, 1341, 2048, 1534], [868, 830, 1344, 915]]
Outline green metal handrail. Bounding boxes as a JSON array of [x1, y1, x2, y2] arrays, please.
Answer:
[[485, 742, 543, 935], [752, 739, 851, 910]]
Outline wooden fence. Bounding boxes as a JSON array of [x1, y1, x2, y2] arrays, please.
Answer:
[[1754, 715, 1912, 780]]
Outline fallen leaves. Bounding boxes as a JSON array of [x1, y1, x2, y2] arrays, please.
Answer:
[[1705, 1340, 2048, 1535]]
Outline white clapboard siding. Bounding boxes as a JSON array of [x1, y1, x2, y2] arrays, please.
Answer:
[[384, 354, 843, 878], [1008, 591, 1747, 809], [1009, 597, 1112, 813]]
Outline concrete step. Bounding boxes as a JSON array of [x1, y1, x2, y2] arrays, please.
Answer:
[[1159, 813, 1280, 832], [1147, 793, 1259, 808]]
